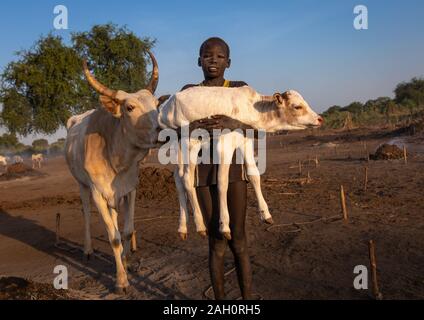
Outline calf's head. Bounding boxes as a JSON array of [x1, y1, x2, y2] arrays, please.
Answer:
[[83, 50, 160, 147], [270, 90, 323, 131]]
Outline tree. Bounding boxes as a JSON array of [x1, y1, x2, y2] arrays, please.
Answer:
[[49, 138, 66, 155], [394, 77, 424, 106], [32, 138, 49, 152], [0, 23, 155, 136], [0, 35, 83, 135], [72, 23, 155, 97], [0, 133, 19, 148]]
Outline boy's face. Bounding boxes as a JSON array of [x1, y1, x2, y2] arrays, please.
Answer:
[[198, 42, 231, 79]]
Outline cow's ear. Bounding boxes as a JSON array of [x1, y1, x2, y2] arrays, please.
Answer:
[[282, 91, 291, 100], [99, 95, 122, 117], [157, 94, 171, 109], [273, 93, 284, 105]]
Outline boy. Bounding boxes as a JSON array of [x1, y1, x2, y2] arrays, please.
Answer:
[[181, 37, 254, 300]]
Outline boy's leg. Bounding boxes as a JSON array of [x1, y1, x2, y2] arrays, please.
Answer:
[[196, 185, 227, 300], [227, 180, 253, 300]]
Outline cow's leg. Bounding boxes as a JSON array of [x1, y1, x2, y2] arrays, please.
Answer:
[[174, 166, 190, 240], [79, 184, 93, 258], [91, 189, 129, 292], [128, 190, 137, 253], [182, 140, 207, 237], [122, 190, 136, 261], [243, 138, 273, 224]]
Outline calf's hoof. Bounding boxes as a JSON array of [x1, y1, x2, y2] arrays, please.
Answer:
[[179, 232, 188, 241], [115, 285, 129, 295], [222, 232, 232, 241], [264, 217, 274, 225], [198, 230, 208, 238]]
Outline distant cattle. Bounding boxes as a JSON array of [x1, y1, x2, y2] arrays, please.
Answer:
[[32, 153, 44, 168], [0, 155, 7, 167], [12, 156, 23, 164]]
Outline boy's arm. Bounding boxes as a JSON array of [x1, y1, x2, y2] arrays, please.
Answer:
[[180, 81, 255, 135]]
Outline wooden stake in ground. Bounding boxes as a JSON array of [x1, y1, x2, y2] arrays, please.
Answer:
[[368, 240, 383, 300], [56, 213, 61, 244], [298, 160, 302, 176], [364, 142, 370, 162], [307, 171, 311, 183], [403, 145, 407, 164], [364, 167, 368, 192], [315, 156, 319, 168], [340, 185, 348, 221]]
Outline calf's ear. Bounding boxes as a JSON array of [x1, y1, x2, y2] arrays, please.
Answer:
[[273, 93, 284, 105], [99, 95, 122, 117], [157, 95, 171, 108]]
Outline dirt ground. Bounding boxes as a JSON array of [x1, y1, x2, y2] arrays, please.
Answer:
[[1, 127, 423, 300]]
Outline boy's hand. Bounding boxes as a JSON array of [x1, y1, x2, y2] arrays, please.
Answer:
[[190, 115, 259, 137]]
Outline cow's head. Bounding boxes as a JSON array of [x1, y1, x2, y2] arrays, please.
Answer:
[[83, 50, 161, 147], [270, 90, 323, 131]]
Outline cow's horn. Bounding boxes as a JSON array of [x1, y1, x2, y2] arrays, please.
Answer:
[[83, 60, 118, 99], [145, 49, 159, 94]]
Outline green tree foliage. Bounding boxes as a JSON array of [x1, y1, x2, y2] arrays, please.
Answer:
[[49, 138, 66, 155], [322, 77, 424, 129], [0, 133, 19, 148], [0, 35, 83, 135], [394, 77, 424, 106], [32, 138, 49, 152], [72, 23, 155, 97], [0, 23, 155, 136]]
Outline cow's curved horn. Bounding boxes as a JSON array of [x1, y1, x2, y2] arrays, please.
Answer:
[[83, 60, 118, 99], [145, 49, 159, 94]]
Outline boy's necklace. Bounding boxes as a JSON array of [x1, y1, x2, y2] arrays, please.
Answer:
[[200, 79, 230, 87]]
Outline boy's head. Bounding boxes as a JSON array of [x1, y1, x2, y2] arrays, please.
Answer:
[[198, 37, 231, 79]]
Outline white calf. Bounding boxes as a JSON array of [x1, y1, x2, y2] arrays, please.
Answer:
[[159, 86, 323, 240]]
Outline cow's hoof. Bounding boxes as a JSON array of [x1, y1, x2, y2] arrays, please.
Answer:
[[115, 285, 129, 295], [264, 217, 274, 225], [222, 232, 232, 241], [198, 230, 207, 238], [85, 253, 91, 261], [179, 232, 188, 241]]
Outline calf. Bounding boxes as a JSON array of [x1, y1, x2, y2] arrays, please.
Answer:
[[159, 86, 323, 240]]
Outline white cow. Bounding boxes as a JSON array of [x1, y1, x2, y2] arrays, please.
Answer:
[[158, 86, 323, 240], [65, 51, 161, 293], [32, 153, 44, 168], [0, 155, 7, 167], [12, 155, 23, 164]]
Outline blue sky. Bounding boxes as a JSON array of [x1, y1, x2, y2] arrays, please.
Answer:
[[0, 0, 423, 143]]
